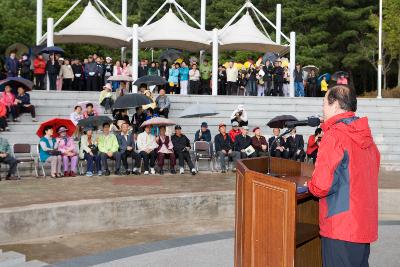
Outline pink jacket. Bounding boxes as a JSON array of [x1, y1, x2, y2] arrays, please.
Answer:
[[57, 137, 77, 155], [1, 92, 16, 107]]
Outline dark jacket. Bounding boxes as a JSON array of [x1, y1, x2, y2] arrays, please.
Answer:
[[138, 66, 148, 78], [308, 112, 380, 243], [159, 65, 169, 80], [273, 66, 284, 82], [117, 132, 135, 153], [5, 57, 19, 76], [72, 63, 83, 77], [104, 63, 113, 76], [268, 136, 286, 152], [84, 62, 98, 76], [46, 60, 60, 75], [16, 93, 31, 105], [214, 133, 233, 152], [294, 69, 303, 82], [20, 59, 31, 76], [262, 64, 274, 81], [194, 129, 212, 142], [171, 134, 191, 153], [234, 134, 252, 151], [285, 134, 305, 153], [251, 135, 268, 152]]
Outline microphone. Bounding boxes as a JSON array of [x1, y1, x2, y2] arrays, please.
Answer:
[[285, 117, 321, 128]]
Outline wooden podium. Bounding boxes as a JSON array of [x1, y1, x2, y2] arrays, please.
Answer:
[[235, 157, 322, 267]]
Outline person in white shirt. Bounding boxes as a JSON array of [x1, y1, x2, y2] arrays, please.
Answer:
[[226, 60, 238, 95], [137, 125, 158, 175], [188, 63, 201, 94], [230, 104, 248, 127], [70, 106, 83, 126]]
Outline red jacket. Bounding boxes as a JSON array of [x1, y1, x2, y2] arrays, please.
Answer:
[[33, 58, 46, 74], [229, 129, 241, 144], [308, 112, 380, 243], [306, 135, 318, 155], [0, 102, 6, 117]]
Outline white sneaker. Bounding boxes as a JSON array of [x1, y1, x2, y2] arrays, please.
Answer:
[[191, 168, 197, 175], [150, 168, 156, 175], [179, 168, 184, 174], [144, 171, 149, 175]]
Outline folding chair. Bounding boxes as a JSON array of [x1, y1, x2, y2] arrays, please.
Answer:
[[36, 144, 50, 177], [13, 144, 39, 178], [194, 141, 214, 172]]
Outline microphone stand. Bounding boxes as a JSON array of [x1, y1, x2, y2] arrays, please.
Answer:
[[267, 128, 292, 176]]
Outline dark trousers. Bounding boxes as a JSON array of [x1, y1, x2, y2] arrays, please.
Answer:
[[226, 81, 237, 95], [86, 76, 98, 91], [288, 149, 306, 162], [239, 151, 255, 159], [48, 74, 58, 91], [35, 74, 45, 90], [6, 106, 18, 120], [100, 98, 114, 111], [200, 79, 210, 95], [72, 78, 83, 91], [139, 150, 156, 171], [264, 78, 272, 95], [17, 104, 35, 118], [176, 150, 194, 169], [84, 152, 101, 173], [157, 152, 176, 169], [307, 149, 318, 164], [273, 80, 283, 96], [254, 150, 268, 157], [0, 155, 17, 176], [62, 78, 72, 91], [218, 81, 226, 95], [189, 80, 200, 94], [230, 118, 248, 127], [322, 237, 370, 267], [155, 108, 169, 118], [100, 152, 121, 171], [0, 117, 8, 129], [120, 150, 141, 170], [271, 149, 289, 159]]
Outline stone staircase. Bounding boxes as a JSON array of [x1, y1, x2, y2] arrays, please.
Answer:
[[0, 250, 47, 267], [2, 91, 400, 174]]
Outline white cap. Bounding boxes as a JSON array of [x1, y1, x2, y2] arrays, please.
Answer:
[[106, 57, 112, 61], [58, 57, 64, 61]]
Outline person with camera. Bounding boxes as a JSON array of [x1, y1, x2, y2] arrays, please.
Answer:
[[79, 126, 102, 177], [171, 125, 196, 175], [0, 136, 18, 180], [230, 104, 248, 127], [56, 127, 78, 177], [306, 128, 323, 164], [39, 126, 62, 178], [117, 123, 141, 175]]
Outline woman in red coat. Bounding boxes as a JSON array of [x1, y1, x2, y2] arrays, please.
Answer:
[[34, 54, 46, 90], [306, 127, 322, 163]]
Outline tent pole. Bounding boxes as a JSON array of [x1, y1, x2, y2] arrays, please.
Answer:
[[54, 0, 83, 29], [94, 0, 107, 17], [289, 31, 296, 97], [46, 18, 54, 92], [276, 4, 281, 44], [132, 24, 139, 93], [121, 0, 127, 61], [96, 0, 125, 26], [143, 0, 169, 26], [219, 4, 247, 35], [377, 0, 383, 98], [36, 0, 43, 45], [211, 28, 219, 96], [174, 1, 202, 28], [199, 0, 206, 63]]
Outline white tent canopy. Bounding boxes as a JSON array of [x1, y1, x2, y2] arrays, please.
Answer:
[[47, 2, 131, 48], [218, 12, 288, 54], [137, 9, 211, 52]]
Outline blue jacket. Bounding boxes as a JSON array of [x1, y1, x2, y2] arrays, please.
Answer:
[[179, 67, 189, 81], [5, 57, 19, 76], [168, 68, 179, 84], [194, 129, 212, 142]]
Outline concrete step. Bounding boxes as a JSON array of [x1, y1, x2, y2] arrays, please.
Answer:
[[0, 251, 25, 267], [10, 260, 48, 267]]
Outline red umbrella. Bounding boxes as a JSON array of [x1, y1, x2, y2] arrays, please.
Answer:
[[140, 117, 176, 128], [36, 118, 76, 138]]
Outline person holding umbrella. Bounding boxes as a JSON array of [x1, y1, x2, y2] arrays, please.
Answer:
[[39, 125, 62, 178], [79, 126, 102, 177], [1, 85, 18, 122], [337, 74, 348, 85], [15, 87, 37, 122], [46, 54, 60, 91], [56, 126, 78, 177], [99, 83, 115, 114], [307, 69, 318, 97], [321, 75, 329, 96]]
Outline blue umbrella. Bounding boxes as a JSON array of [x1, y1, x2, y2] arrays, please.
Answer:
[[0, 77, 34, 93], [40, 46, 64, 54], [262, 52, 279, 64], [317, 73, 331, 85]]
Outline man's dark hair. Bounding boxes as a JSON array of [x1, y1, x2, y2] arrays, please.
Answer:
[[315, 128, 322, 136], [327, 85, 357, 112], [103, 122, 110, 128], [43, 125, 53, 135], [74, 105, 81, 110], [86, 103, 94, 108]]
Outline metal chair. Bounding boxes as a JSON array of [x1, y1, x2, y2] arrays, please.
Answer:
[[36, 144, 50, 177], [12, 144, 39, 178], [194, 141, 214, 172]]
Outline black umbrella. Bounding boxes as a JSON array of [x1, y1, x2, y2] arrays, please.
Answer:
[[0, 77, 34, 93], [159, 49, 182, 63], [77, 116, 112, 129], [332, 71, 349, 81], [40, 46, 65, 54], [112, 93, 152, 110], [267, 115, 298, 129], [262, 52, 279, 64], [134, 76, 167, 87]]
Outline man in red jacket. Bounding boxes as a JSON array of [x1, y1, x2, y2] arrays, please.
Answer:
[[308, 85, 380, 267], [33, 54, 46, 90]]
